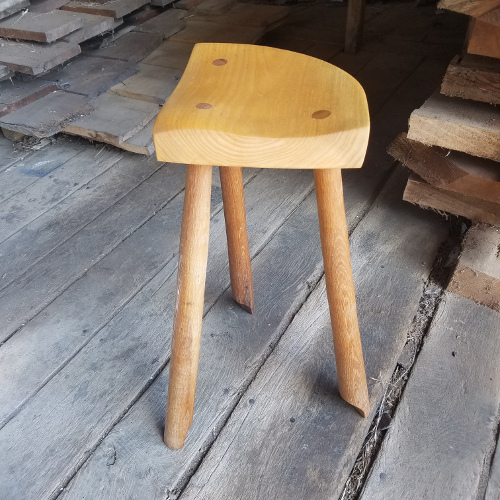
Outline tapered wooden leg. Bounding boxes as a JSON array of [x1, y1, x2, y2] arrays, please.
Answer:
[[313, 168, 370, 418], [164, 164, 212, 449], [219, 166, 254, 314]]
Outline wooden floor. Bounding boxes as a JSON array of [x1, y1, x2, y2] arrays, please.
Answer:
[[1, 3, 499, 499]]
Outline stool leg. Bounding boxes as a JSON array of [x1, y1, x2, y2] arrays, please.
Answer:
[[219, 166, 254, 314], [164, 164, 212, 449], [313, 168, 370, 418]]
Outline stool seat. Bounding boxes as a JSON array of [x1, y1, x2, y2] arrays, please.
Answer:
[[153, 43, 370, 169]]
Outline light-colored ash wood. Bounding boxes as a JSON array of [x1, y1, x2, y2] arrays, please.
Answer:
[[468, 18, 500, 59], [438, 0, 500, 17], [447, 225, 500, 312], [361, 291, 500, 500], [441, 54, 500, 105], [153, 43, 370, 169], [407, 92, 500, 162], [165, 164, 212, 450], [0, 11, 83, 43], [403, 173, 500, 226], [389, 133, 500, 204], [345, 0, 365, 53], [314, 168, 369, 417], [219, 166, 254, 314]]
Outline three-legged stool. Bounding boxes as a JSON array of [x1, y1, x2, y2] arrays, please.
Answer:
[[153, 43, 371, 449]]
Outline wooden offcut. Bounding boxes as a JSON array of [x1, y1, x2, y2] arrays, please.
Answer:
[[109, 63, 181, 105], [118, 117, 155, 155], [0, 78, 58, 118], [91, 32, 162, 63], [193, 0, 235, 16], [0, 38, 80, 75], [62, 12, 116, 44], [403, 173, 500, 226], [438, 0, 500, 17], [62, 0, 149, 18], [133, 9, 186, 38], [42, 55, 138, 98], [468, 19, 500, 59], [0, 91, 92, 137], [193, 3, 289, 29], [63, 92, 158, 145], [407, 92, 500, 162], [447, 225, 500, 312], [28, 0, 70, 13], [0, 0, 29, 20], [389, 133, 500, 204], [0, 11, 83, 43], [441, 54, 500, 105]]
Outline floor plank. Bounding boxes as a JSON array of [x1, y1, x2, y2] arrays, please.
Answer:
[[0, 167, 312, 499], [361, 293, 500, 500], [142, 40, 194, 70], [170, 20, 264, 44], [61, 12, 116, 44], [0, 144, 121, 250], [133, 8, 186, 39]]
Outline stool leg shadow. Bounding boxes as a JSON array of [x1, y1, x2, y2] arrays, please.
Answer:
[[165, 164, 212, 450], [220, 166, 255, 314], [314, 168, 370, 418]]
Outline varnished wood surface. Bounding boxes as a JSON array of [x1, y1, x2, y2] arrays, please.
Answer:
[[153, 43, 370, 169], [165, 164, 212, 449]]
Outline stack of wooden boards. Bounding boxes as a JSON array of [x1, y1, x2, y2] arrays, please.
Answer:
[[389, 0, 500, 226], [0, 1, 290, 154]]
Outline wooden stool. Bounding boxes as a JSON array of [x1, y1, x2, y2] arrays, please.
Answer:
[[153, 43, 371, 450]]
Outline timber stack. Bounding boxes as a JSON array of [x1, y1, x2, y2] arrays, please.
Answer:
[[389, 0, 500, 227], [0, 0, 289, 154]]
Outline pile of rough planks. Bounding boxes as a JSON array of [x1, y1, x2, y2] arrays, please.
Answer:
[[388, 0, 500, 226], [0, 0, 290, 154]]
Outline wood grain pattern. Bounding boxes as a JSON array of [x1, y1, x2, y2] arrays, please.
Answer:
[[438, 0, 500, 17], [468, 19, 500, 59], [403, 174, 500, 226], [165, 164, 212, 449], [407, 92, 500, 162], [0, 91, 92, 138], [61, 13, 116, 44], [441, 54, 500, 105], [153, 43, 370, 169], [447, 225, 500, 312], [389, 133, 500, 204], [62, 0, 149, 18], [0, 39, 80, 75], [361, 292, 500, 500], [314, 168, 369, 417], [0, 11, 83, 43], [90, 32, 162, 63], [63, 93, 158, 145], [142, 40, 194, 70], [219, 166, 254, 314], [133, 9, 186, 38]]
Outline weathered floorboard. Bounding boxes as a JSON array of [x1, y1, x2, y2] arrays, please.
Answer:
[[0, 167, 312, 499], [361, 293, 500, 500]]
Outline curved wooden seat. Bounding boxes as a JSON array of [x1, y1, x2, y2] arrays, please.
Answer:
[[153, 43, 370, 169], [153, 43, 371, 450]]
